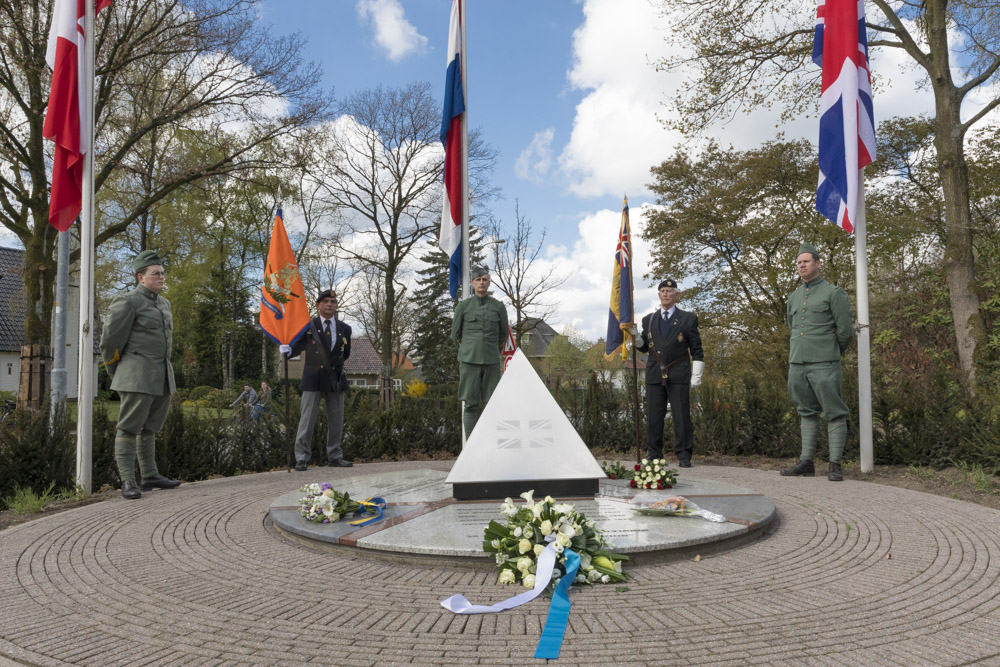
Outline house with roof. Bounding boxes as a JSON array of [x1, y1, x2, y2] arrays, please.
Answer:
[[515, 318, 560, 358], [0, 246, 99, 398]]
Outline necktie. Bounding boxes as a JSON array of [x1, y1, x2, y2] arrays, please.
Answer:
[[324, 319, 332, 349]]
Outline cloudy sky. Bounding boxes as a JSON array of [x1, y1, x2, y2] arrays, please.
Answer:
[[10, 0, 986, 343]]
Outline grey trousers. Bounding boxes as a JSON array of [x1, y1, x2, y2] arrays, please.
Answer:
[[294, 390, 345, 464], [115, 389, 171, 481]]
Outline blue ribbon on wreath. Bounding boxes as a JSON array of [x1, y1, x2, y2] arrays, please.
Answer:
[[533, 548, 581, 660], [348, 497, 386, 527]]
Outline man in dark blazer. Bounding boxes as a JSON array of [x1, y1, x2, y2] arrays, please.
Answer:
[[280, 289, 353, 470], [635, 279, 705, 467]]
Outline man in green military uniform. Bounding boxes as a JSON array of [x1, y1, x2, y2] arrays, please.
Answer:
[[100, 250, 181, 499], [452, 266, 509, 439], [780, 242, 854, 481]]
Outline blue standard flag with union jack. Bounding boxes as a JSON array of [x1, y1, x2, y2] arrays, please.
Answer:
[[605, 197, 634, 360], [814, 0, 875, 233]]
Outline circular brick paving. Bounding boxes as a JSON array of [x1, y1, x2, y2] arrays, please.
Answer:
[[2, 461, 999, 666]]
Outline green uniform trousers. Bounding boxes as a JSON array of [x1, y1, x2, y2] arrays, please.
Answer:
[[788, 361, 849, 463], [115, 388, 170, 482], [458, 362, 501, 438]]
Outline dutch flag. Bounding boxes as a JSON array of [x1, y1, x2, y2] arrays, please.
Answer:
[[814, 0, 876, 233], [440, 0, 466, 298]]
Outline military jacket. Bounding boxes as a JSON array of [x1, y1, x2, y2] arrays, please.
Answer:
[[786, 277, 853, 363], [100, 284, 175, 395], [636, 307, 704, 386], [452, 294, 509, 365], [289, 317, 351, 392]]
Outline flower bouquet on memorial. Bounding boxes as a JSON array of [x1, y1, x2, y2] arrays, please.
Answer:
[[629, 494, 726, 522], [298, 482, 361, 524], [630, 458, 677, 490], [483, 490, 628, 590]]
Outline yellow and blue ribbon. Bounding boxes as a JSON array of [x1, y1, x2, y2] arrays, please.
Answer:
[[348, 497, 386, 527], [533, 549, 581, 660]]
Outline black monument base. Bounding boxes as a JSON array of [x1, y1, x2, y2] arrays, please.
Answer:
[[452, 478, 600, 501]]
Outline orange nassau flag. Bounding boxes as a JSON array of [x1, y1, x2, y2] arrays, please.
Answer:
[[260, 206, 310, 345]]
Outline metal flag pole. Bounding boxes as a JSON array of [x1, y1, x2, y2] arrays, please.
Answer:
[[75, 0, 97, 492], [459, 0, 470, 300], [856, 170, 873, 473]]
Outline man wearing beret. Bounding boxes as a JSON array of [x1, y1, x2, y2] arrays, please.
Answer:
[[781, 242, 853, 481], [280, 289, 353, 470], [635, 279, 704, 467], [100, 250, 181, 499], [452, 266, 510, 439]]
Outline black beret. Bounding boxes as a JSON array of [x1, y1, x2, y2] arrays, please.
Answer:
[[657, 279, 678, 290], [316, 289, 337, 303]]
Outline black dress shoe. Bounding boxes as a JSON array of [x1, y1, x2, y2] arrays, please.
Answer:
[[121, 480, 141, 500], [141, 474, 181, 490], [679, 460, 692, 468], [780, 460, 815, 476], [294, 462, 308, 471], [328, 458, 353, 467]]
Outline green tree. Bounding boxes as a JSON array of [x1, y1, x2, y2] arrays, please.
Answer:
[[0, 0, 328, 345], [653, 0, 1000, 387]]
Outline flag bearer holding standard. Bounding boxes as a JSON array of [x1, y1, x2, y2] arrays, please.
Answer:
[[452, 266, 509, 439], [100, 250, 181, 500], [635, 280, 704, 468], [780, 242, 853, 482]]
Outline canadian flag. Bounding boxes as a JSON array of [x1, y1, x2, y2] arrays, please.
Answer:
[[42, 0, 113, 232]]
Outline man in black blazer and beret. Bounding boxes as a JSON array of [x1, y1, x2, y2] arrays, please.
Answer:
[[280, 289, 353, 470], [635, 279, 705, 467]]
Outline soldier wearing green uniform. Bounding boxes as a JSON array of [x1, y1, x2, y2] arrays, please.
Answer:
[[781, 242, 853, 482], [452, 266, 509, 439], [100, 250, 181, 499]]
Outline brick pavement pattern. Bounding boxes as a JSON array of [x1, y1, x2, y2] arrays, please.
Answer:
[[2, 461, 1000, 666]]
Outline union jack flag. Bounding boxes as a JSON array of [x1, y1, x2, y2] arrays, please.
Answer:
[[496, 419, 554, 450], [814, 0, 875, 233]]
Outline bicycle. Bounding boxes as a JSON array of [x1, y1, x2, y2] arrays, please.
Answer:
[[0, 399, 16, 425]]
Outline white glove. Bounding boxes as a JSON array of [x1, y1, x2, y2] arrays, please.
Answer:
[[691, 360, 705, 387], [279, 344, 291, 357]]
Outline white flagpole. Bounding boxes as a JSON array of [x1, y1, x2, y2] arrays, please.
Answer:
[[75, 0, 96, 492], [459, 0, 470, 300], [856, 169, 873, 473]]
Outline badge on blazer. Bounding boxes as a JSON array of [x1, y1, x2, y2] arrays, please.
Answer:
[[677, 332, 684, 343]]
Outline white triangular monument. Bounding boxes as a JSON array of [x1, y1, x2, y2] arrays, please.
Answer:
[[447, 349, 606, 500]]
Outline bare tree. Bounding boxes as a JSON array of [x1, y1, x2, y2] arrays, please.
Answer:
[[486, 201, 568, 347], [0, 0, 329, 344], [309, 82, 496, 394]]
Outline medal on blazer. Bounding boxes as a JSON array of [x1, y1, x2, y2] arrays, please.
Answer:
[[677, 332, 684, 343]]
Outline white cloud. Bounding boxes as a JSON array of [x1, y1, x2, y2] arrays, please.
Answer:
[[356, 0, 427, 63], [557, 0, 684, 199], [533, 202, 663, 342], [515, 128, 555, 183]]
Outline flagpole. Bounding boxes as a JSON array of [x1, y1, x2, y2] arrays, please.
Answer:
[[856, 170, 873, 473], [75, 0, 97, 493], [459, 0, 470, 300]]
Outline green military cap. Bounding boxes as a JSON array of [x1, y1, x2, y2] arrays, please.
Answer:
[[470, 266, 489, 279], [132, 249, 163, 272], [798, 242, 820, 258], [657, 279, 677, 290]]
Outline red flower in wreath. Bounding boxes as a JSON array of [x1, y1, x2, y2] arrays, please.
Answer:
[[629, 480, 637, 488], [634, 464, 641, 471]]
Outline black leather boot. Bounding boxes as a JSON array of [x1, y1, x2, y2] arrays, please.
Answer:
[[780, 460, 815, 476], [828, 461, 844, 481]]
